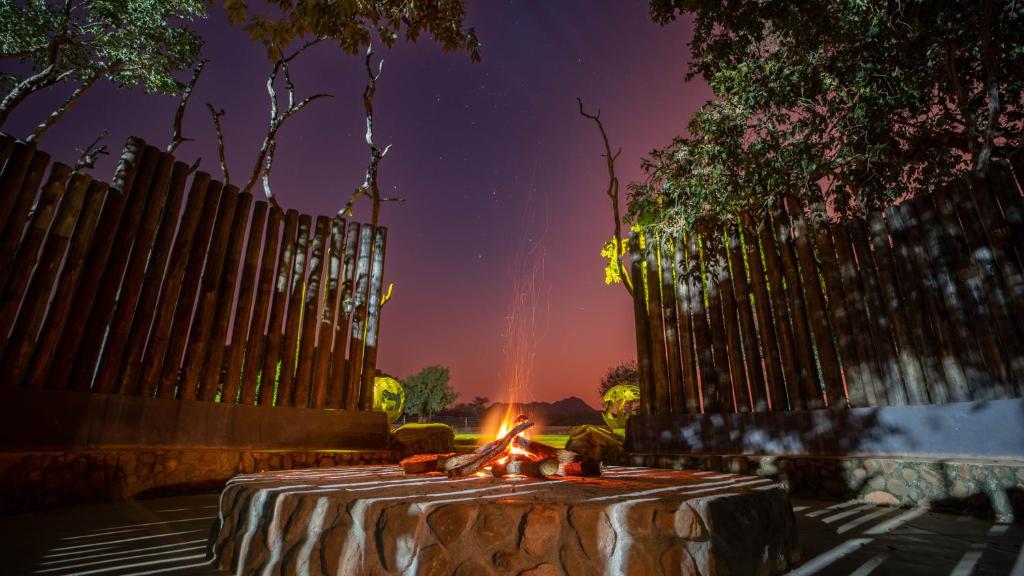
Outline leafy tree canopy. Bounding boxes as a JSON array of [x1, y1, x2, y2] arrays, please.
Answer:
[[599, 359, 638, 397], [0, 0, 204, 94], [402, 365, 458, 422], [634, 0, 1024, 233], [224, 0, 480, 61]]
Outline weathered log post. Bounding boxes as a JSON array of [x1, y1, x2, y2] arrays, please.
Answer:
[[672, 234, 699, 413], [295, 216, 330, 408], [238, 207, 284, 405], [359, 225, 388, 411], [221, 202, 269, 403], [629, 231, 655, 416], [741, 213, 788, 410]]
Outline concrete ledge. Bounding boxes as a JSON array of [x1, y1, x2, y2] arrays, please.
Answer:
[[0, 387, 389, 451], [0, 448, 397, 513], [625, 399, 1024, 459], [626, 453, 1024, 521]]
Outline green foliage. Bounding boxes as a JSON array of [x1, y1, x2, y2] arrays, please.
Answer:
[[599, 359, 638, 397], [0, 0, 205, 93], [401, 365, 458, 422], [223, 0, 480, 61], [636, 0, 1024, 233]]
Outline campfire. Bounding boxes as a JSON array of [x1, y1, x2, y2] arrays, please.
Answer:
[[399, 415, 600, 479]]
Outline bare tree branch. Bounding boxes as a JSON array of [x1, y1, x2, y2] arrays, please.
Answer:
[[25, 72, 99, 143], [73, 129, 109, 172], [577, 96, 632, 296], [243, 39, 332, 205], [342, 43, 395, 226], [206, 102, 229, 184], [167, 59, 207, 154]]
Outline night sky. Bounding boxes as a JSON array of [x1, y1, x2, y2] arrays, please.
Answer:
[[3, 1, 711, 407]]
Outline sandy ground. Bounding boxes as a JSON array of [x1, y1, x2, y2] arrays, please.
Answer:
[[1, 491, 1021, 575]]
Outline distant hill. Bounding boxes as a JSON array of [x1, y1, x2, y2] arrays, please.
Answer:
[[482, 396, 603, 426]]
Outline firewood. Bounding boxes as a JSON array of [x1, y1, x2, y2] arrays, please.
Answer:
[[512, 436, 581, 464], [491, 457, 559, 479], [444, 419, 534, 477], [557, 459, 601, 477], [400, 453, 452, 474]]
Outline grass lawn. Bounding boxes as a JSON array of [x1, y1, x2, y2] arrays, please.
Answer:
[[454, 433, 570, 451]]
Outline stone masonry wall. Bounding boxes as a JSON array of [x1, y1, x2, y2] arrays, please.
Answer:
[[627, 453, 1024, 521]]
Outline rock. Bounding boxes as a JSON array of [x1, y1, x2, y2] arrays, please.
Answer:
[[428, 503, 477, 546], [390, 424, 456, 458], [864, 491, 900, 505], [521, 506, 561, 557], [415, 544, 450, 576], [565, 425, 624, 463], [454, 559, 492, 576], [518, 563, 563, 576], [475, 506, 520, 549]]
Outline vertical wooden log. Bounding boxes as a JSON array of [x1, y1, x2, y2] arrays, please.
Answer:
[[713, 233, 750, 411], [0, 163, 71, 339], [260, 210, 300, 405], [704, 232, 740, 412], [741, 214, 788, 410], [68, 145, 163, 392], [112, 163, 190, 395], [0, 142, 38, 234], [276, 214, 311, 406], [968, 174, 1024, 322], [629, 232, 654, 416], [0, 151, 51, 285], [847, 220, 907, 406], [671, 236, 698, 413], [333, 221, 360, 408], [197, 193, 254, 401], [358, 225, 388, 411], [727, 225, 767, 411], [771, 204, 821, 409], [988, 161, 1024, 255], [0, 135, 16, 174], [659, 238, 684, 413], [757, 214, 801, 409], [90, 154, 177, 394], [910, 194, 1004, 399], [812, 214, 867, 406], [318, 217, 345, 408], [295, 216, 330, 408], [884, 206, 960, 404], [132, 173, 212, 397], [687, 232, 717, 412], [22, 180, 104, 388], [1, 171, 87, 384], [177, 188, 244, 401], [344, 224, 374, 411], [644, 238, 670, 415], [151, 181, 224, 398], [784, 197, 845, 408], [947, 180, 1024, 396], [47, 139, 145, 389], [220, 202, 269, 403], [932, 183, 1020, 396], [238, 207, 283, 405], [864, 211, 932, 404]]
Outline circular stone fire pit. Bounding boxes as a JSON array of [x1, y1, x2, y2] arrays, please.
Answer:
[[210, 466, 800, 575]]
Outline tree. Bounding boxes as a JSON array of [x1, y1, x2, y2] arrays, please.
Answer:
[[468, 395, 490, 416], [599, 360, 638, 397], [635, 0, 1024, 232], [402, 365, 457, 422], [224, 0, 479, 62], [0, 0, 204, 138]]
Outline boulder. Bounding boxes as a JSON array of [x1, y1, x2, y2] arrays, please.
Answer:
[[565, 425, 624, 464], [390, 423, 456, 458]]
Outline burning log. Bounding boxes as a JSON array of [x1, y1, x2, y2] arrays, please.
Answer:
[[443, 418, 534, 478], [399, 453, 453, 474], [513, 436, 579, 465], [512, 436, 602, 477], [491, 457, 559, 478]]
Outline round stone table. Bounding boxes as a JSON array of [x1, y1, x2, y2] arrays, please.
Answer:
[[210, 465, 800, 575]]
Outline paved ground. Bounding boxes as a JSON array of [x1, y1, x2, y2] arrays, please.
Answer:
[[1, 492, 1021, 575]]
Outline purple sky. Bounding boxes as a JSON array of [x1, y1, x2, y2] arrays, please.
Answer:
[[3, 1, 711, 407]]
